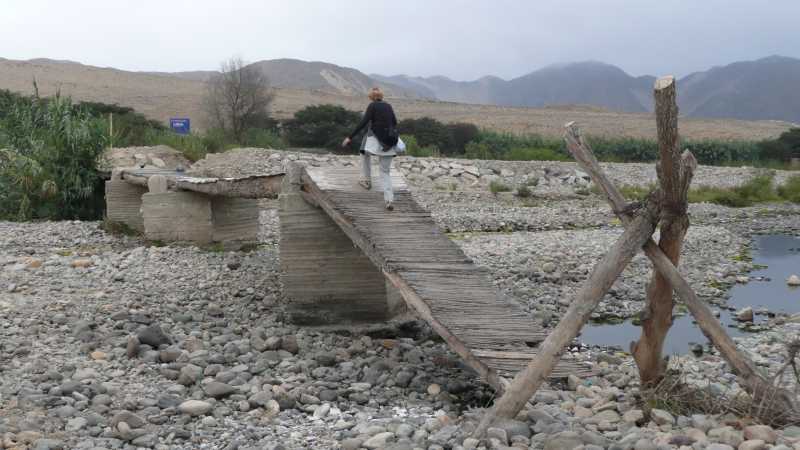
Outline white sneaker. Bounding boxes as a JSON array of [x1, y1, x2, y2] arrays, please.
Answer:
[[385, 201, 394, 211]]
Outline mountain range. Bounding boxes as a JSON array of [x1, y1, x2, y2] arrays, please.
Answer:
[[0, 55, 796, 139], [163, 55, 800, 124], [374, 56, 800, 124]]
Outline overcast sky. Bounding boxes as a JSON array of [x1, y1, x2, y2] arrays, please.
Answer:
[[2, 0, 799, 81]]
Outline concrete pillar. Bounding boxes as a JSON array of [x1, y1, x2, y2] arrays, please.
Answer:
[[142, 191, 213, 243], [279, 164, 401, 325], [105, 170, 146, 232], [211, 197, 259, 244]]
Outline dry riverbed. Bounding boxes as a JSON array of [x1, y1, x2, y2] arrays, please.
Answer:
[[2, 153, 800, 450]]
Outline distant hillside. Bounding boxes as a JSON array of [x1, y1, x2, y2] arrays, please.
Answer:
[[679, 56, 800, 123], [166, 58, 425, 98], [0, 57, 209, 127]]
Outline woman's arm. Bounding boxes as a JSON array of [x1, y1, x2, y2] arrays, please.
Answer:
[[348, 102, 374, 139]]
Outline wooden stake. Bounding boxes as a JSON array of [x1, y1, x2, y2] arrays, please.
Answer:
[[564, 122, 800, 420], [634, 75, 694, 385], [473, 196, 661, 436]]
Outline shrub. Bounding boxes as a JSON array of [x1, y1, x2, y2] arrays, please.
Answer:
[[777, 175, 800, 203], [242, 128, 285, 149], [402, 135, 439, 157], [489, 180, 511, 193], [689, 175, 780, 207], [464, 141, 494, 160], [143, 129, 216, 162], [759, 128, 800, 162], [78, 100, 165, 147], [516, 184, 533, 198], [398, 117, 451, 153], [283, 104, 361, 149], [445, 122, 480, 155], [0, 93, 107, 220]]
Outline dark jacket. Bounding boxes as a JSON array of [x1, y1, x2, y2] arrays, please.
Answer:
[[349, 100, 398, 146]]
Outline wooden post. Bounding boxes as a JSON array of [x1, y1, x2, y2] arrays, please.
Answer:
[[564, 122, 800, 420], [109, 112, 114, 149], [473, 197, 661, 436], [631, 76, 694, 385]]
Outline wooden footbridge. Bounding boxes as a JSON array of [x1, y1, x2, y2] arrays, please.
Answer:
[[106, 159, 592, 391], [282, 163, 592, 392]]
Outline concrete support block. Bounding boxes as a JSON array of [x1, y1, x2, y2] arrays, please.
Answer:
[[148, 174, 168, 193], [211, 197, 259, 244], [105, 177, 146, 232], [142, 191, 213, 243], [279, 163, 401, 325]]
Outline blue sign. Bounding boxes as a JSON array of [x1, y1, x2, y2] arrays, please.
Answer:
[[170, 118, 191, 135]]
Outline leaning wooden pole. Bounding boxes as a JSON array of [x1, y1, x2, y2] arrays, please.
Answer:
[[564, 122, 800, 420], [473, 196, 661, 436]]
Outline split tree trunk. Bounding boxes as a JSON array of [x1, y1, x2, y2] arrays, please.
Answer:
[[631, 76, 694, 386], [472, 196, 661, 437], [564, 122, 800, 422]]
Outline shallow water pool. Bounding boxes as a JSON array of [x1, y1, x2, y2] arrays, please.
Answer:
[[579, 234, 800, 354]]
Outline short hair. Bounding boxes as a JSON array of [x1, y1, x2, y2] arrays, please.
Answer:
[[368, 87, 384, 101]]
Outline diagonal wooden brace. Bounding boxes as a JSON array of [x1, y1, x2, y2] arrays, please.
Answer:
[[472, 189, 662, 436], [564, 122, 800, 420]]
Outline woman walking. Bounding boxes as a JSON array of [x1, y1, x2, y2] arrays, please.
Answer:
[[342, 87, 399, 211]]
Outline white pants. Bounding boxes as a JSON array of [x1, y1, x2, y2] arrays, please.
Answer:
[[361, 152, 393, 202]]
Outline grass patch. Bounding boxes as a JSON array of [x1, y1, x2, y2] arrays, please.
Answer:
[[516, 184, 533, 198], [643, 359, 800, 427], [99, 218, 141, 237], [591, 175, 800, 208], [489, 180, 511, 193], [205, 242, 226, 253], [778, 175, 800, 203], [619, 184, 654, 201], [689, 175, 780, 207]]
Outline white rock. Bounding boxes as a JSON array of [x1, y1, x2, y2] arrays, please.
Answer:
[[736, 307, 754, 322], [787, 274, 800, 286], [178, 400, 212, 416]]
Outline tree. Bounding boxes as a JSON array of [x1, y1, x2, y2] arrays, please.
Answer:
[[282, 104, 361, 149], [204, 57, 274, 142]]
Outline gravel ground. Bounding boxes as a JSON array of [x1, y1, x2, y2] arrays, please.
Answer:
[[2, 152, 800, 449]]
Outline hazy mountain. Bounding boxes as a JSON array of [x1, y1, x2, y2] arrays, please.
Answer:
[[376, 62, 654, 112], [377, 56, 800, 123], [371, 74, 501, 104], [499, 61, 655, 112], [678, 55, 800, 123]]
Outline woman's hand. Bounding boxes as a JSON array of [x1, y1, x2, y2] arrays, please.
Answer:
[[341, 137, 352, 148]]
